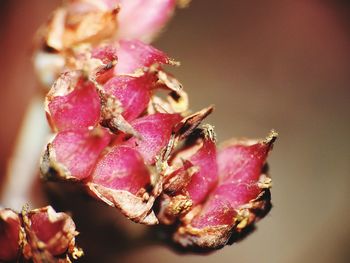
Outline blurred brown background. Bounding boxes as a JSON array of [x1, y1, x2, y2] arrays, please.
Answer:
[[0, 1, 349, 262]]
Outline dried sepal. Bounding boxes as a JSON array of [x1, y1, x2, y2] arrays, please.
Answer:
[[173, 106, 214, 141], [172, 131, 277, 248], [98, 89, 140, 136], [42, 1, 119, 52], [87, 183, 158, 225], [41, 128, 111, 181]]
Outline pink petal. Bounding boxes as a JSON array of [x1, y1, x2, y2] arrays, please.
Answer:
[[103, 73, 156, 121], [117, 0, 176, 42], [91, 44, 118, 63], [185, 138, 218, 205], [42, 128, 111, 181], [173, 132, 278, 248], [0, 209, 21, 262], [91, 145, 150, 194], [124, 113, 182, 164], [191, 198, 236, 228], [47, 72, 101, 131], [218, 140, 272, 184], [213, 183, 262, 209], [90, 44, 118, 84], [28, 206, 77, 256], [115, 40, 169, 74]]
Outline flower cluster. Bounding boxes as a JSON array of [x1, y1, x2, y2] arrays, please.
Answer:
[[36, 0, 277, 249], [0, 206, 81, 262]]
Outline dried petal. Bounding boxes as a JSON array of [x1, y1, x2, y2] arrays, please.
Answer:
[[0, 209, 21, 262], [117, 0, 177, 42], [115, 40, 170, 75], [46, 71, 101, 131], [47, 2, 118, 51], [173, 106, 214, 140], [41, 128, 111, 181]]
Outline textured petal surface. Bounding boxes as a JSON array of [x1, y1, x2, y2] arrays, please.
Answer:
[[28, 206, 76, 256], [117, 0, 176, 42], [48, 128, 111, 180], [218, 142, 271, 184], [174, 133, 277, 248], [125, 113, 182, 164], [103, 74, 156, 121], [115, 40, 169, 74], [91, 145, 150, 194], [185, 138, 218, 205], [47, 72, 101, 131]]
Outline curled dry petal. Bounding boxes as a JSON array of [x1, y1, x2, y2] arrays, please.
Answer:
[[46, 71, 101, 132], [173, 131, 278, 248], [117, 0, 177, 42], [41, 128, 111, 181], [44, 1, 118, 51], [0, 209, 21, 262]]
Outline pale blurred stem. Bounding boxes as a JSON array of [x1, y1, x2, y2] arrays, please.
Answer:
[[0, 95, 50, 210]]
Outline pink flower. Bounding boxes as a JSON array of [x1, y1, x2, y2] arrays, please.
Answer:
[[172, 131, 277, 248], [33, 0, 179, 88], [36, 0, 278, 250], [0, 206, 81, 262], [41, 40, 195, 224]]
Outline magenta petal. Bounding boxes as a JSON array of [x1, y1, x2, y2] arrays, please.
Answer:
[[103, 74, 156, 121], [117, 0, 176, 42], [47, 72, 101, 131], [28, 206, 77, 256], [125, 113, 182, 164], [218, 141, 272, 184], [115, 40, 169, 74], [0, 209, 21, 262], [186, 138, 218, 205], [191, 198, 236, 229], [91, 145, 150, 194], [91, 44, 118, 64], [213, 183, 261, 209], [43, 128, 111, 181]]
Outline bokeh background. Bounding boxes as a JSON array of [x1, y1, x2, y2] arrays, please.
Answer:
[[0, 1, 349, 262]]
